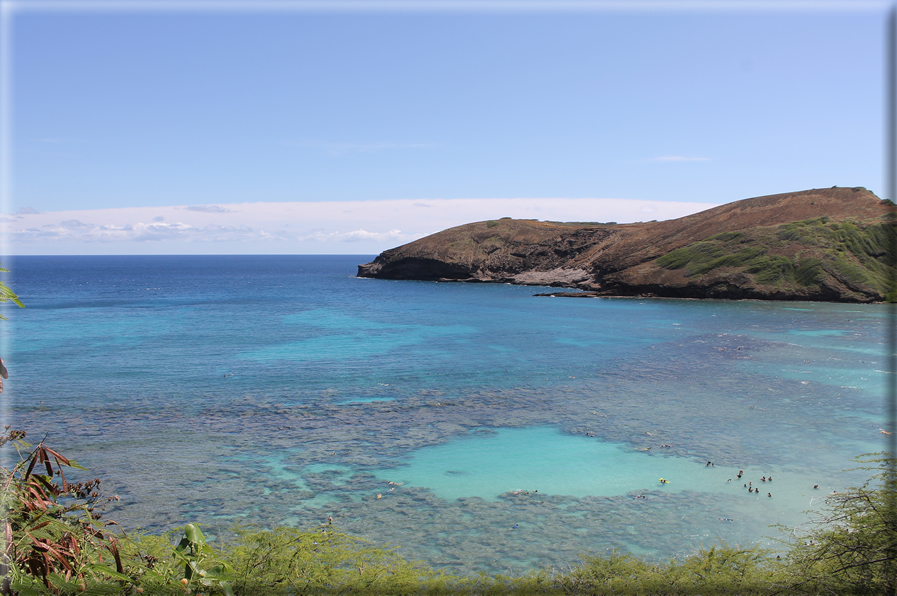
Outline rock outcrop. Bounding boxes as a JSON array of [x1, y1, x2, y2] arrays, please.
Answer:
[[358, 187, 895, 303]]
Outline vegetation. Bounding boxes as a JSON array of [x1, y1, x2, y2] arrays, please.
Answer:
[[654, 218, 897, 296], [774, 454, 897, 595], [0, 265, 24, 321]]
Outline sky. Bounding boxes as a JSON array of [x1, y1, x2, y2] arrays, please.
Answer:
[[0, 0, 890, 255]]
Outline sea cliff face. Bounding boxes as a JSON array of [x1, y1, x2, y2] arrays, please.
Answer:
[[358, 187, 895, 303]]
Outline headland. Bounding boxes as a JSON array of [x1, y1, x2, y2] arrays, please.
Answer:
[[358, 187, 895, 303]]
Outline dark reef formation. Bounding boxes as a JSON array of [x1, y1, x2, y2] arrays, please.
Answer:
[[358, 187, 895, 303]]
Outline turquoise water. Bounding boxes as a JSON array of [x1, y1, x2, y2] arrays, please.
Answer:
[[377, 426, 747, 500], [3, 255, 889, 575]]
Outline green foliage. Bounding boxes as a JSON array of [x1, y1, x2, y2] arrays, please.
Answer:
[[747, 255, 794, 285], [794, 257, 824, 286], [655, 242, 723, 271], [0, 425, 239, 595], [0, 431, 133, 595], [709, 231, 743, 242], [172, 524, 234, 595], [653, 217, 897, 295], [776, 454, 897, 595], [552, 550, 658, 594], [690, 247, 768, 276], [547, 546, 785, 595], [211, 525, 457, 595], [0, 266, 23, 321], [486, 221, 499, 228]]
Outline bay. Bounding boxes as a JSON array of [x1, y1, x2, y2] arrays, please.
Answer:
[[2, 254, 887, 575]]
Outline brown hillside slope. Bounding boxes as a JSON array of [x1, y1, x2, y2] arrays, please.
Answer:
[[357, 187, 895, 302]]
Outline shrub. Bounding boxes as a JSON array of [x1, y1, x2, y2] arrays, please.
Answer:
[[776, 454, 897, 595], [0, 430, 134, 595]]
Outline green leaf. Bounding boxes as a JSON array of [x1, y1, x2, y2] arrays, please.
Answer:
[[174, 536, 191, 554], [87, 563, 133, 583], [185, 523, 205, 545]]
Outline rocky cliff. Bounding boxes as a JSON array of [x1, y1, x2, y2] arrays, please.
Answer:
[[357, 187, 895, 303]]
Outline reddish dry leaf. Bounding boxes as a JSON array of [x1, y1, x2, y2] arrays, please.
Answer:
[[42, 446, 70, 466]]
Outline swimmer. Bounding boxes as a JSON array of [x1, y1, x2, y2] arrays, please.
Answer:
[[706, 461, 711, 466], [511, 524, 519, 530], [767, 493, 771, 498], [328, 516, 333, 524], [727, 479, 731, 483], [768, 476, 772, 482], [659, 478, 670, 484], [761, 476, 766, 482], [813, 484, 819, 489]]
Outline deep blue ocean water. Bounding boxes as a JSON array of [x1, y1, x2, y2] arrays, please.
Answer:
[[2, 254, 889, 575]]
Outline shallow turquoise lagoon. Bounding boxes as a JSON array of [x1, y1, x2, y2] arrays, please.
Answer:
[[5, 255, 890, 575], [378, 426, 731, 500]]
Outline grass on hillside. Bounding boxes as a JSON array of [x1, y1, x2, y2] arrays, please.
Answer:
[[654, 217, 896, 297]]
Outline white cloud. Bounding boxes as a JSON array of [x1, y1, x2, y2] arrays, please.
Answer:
[[3, 197, 718, 255], [185, 205, 232, 213], [330, 229, 418, 243]]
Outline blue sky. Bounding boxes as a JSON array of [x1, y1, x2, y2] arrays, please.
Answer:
[[0, 1, 889, 254]]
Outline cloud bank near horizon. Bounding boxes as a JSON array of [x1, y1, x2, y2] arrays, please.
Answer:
[[3, 198, 720, 255]]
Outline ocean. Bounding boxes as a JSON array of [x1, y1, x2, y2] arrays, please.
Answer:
[[2, 254, 888, 575]]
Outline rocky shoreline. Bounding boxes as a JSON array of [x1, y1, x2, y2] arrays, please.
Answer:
[[358, 187, 895, 303]]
